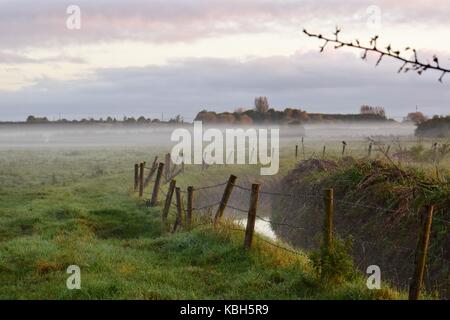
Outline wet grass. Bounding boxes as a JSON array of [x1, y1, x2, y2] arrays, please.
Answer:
[[0, 146, 402, 299]]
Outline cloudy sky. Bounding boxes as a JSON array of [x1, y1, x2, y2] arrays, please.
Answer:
[[0, 0, 449, 121]]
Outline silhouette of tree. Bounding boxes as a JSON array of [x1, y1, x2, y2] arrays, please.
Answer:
[[254, 96, 269, 113]]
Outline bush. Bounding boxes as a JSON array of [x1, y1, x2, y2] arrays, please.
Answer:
[[310, 237, 355, 283]]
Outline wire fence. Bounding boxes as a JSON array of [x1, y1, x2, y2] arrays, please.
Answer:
[[132, 154, 450, 300]]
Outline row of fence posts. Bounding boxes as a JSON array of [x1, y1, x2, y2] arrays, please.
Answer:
[[134, 160, 435, 300], [294, 142, 387, 159], [294, 139, 444, 161]]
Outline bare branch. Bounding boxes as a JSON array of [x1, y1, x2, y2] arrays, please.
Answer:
[[303, 28, 450, 82]]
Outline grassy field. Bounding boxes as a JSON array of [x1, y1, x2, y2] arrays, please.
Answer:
[[0, 146, 407, 300]]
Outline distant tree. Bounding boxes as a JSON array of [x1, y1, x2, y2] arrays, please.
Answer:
[[234, 107, 245, 114], [283, 108, 309, 123], [106, 116, 113, 123], [169, 115, 183, 123], [124, 117, 136, 124], [416, 115, 450, 137], [405, 112, 428, 124], [360, 105, 386, 118], [238, 114, 253, 125], [137, 116, 147, 124], [26, 115, 49, 124], [254, 96, 269, 113], [195, 111, 217, 123], [218, 113, 236, 124]]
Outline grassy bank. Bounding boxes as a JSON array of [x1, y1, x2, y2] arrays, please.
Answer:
[[272, 157, 449, 298], [0, 147, 399, 299]]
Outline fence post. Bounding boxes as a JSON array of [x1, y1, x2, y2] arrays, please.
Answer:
[[244, 184, 260, 250], [134, 163, 139, 191], [172, 187, 183, 233], [322, 145, 326, 160], [301, 136, 305, 159], [181, 151, 185, 173], [214, 175, 237, 225], [368, 143, 373, 158], [341, 141, 347, 157], [186, 186, 194, 229], [139, 162, 145, 198], [143, 157, 159, 189], [165, 153, 171, 180], [150, 163, 164, 206], [323, 188, 334, 253], [162, 180, 176, 223], [295, 145, 298, 159], [409, 205, 434, 300]]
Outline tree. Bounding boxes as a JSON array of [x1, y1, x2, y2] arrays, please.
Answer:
[[254, 96, 269, 113], [405, 112, 428, 124], [195, 111, 217, 123], [26, 115, 49, 124], [137, 116, 147, 124], [360, 105, 386, 117]]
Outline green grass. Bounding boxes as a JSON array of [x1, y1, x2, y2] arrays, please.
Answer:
[[0, 146, 403, 300]]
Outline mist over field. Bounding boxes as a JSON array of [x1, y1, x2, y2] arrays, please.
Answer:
[[0, 122, 416, 148]]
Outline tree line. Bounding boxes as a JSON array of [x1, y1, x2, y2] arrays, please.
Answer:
[[195, 98, 390, 125], [15, 115, 185, 125]]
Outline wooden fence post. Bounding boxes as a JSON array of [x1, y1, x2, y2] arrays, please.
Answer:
[[301, 137, 305, 159], [341, 141, 347, 157], [322, 145, 326, 160], [409, 205, 434, 300], [324, 188, 334, 253], [143, 157, 159, 189], [295, 145, 298, 159], [134, 163, 139, 191], [214, 175, 237, 225], [162, 180, 176, 223], [139, 162, 145, 198], [181, 151, 185, 173], [186, 186, 194, 229], [244, 184, 260, 250], [150, 163, 164, 206], [368, 143, 373, 158], [165, 153, 171, 180], [172, 187, 183, 233]]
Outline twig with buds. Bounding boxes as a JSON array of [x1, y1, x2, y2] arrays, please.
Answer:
[[303, 27, 450, 82]]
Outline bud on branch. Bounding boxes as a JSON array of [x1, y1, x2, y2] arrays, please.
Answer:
[[303, 27, 449, 82]]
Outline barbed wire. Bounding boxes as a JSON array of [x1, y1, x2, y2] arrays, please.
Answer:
[[140, 163, 450, 272], [225, 204, 248, 213], [193, 201, 221, 211], [194, 182, 228, 191], [233, 184, 252, 192]]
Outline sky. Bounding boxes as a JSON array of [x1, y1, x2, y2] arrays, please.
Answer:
[[0, 0, 449, 121]]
